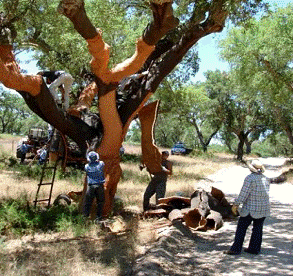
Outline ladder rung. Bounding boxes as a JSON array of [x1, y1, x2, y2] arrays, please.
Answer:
[[38, 182, 53, 186], [43, 166, 57, 170], [34, 199, 50, 202], [35, 129, 60, 206]]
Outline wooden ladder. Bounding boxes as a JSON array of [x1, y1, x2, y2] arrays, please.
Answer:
[[33, 158, 59, 207], [34, 129, 67, 207]]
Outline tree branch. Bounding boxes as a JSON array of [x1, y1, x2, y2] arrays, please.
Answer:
[[262, 59, 293, 92]]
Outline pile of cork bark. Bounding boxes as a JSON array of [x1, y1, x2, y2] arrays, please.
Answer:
[[143, 186, 235, 231]]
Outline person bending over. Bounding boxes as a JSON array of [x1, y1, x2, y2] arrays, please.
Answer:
[[38, 70, 74, 110], [143, 150, 172, 211]]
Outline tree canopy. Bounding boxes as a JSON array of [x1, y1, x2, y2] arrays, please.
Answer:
[[220, 4, 293, 147]]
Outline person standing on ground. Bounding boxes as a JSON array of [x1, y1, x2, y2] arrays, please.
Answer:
[[225, 159, 270, 255], [37, 147, 48, 165], [19, 140, 32, 164], [37, 70, 74, 110], [143, 150, 172, 211], [83, 151, 105, 221]]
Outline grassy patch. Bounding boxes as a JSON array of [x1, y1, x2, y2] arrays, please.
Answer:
[[0, 142, 237, 275], [0, 193, 88, 238]]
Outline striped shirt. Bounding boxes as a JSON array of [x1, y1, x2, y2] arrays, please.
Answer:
[[235, 172, 270, 219]]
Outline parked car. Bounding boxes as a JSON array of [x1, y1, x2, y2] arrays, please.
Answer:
[[171, 142, 192, 155]]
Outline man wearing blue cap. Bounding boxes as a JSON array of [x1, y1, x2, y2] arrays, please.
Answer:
[[84, 151, 105, 221]]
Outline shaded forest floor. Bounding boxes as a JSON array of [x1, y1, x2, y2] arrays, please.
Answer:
[[132, 160, 293, 276]]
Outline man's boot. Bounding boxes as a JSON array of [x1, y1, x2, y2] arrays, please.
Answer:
[[143, 1, 179, 45], [58, 0, 98, 39]]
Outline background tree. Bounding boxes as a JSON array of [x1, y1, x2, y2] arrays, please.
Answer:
[[204, 70, 267, 160], [156, 80, 223, 151], [0, 88, 47, 134], [0, 0, 269, 213], [219, 4, 293, 149]]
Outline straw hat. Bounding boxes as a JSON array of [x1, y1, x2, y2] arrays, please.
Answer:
[[248, 159, 265, 173]]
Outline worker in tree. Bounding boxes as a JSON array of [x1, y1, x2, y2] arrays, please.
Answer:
[[37, 70, 74, 110], [0, 0, 178, 156], [143, 150, 172, 211], [58, 0, 179, 109], [83, 151, 105, 222]]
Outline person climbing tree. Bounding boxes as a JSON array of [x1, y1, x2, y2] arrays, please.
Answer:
[[0, 0, 179, 215], [38, 70, 74, 110]]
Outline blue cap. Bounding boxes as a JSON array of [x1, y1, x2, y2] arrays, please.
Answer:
[[87, 151, 99, 163]]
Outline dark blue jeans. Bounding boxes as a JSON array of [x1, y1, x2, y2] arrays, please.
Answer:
[[83, 184, 105, 219], [230, 214, 266, 254]]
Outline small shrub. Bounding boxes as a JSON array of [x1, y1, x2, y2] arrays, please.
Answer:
[[0, 193, 88, 238], [56, 167, 84, 183], [121, 153, 141, 163]]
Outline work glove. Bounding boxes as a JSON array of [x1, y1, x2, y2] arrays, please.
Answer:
[[231, 204, 239, 216]]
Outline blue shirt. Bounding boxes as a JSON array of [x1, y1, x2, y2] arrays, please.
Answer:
[[85, 161, 105, 185], [20, 144, 31, 154], [39, 149, 47, 161], [235, 172, 270, 219]]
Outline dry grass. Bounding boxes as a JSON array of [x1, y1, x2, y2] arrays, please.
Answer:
[[0, 135, 22, 156], [118, 146, 236, 208], [0, 138, 236, 276]]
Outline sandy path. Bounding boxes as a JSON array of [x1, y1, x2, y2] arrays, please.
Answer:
[[132, 158, 293, 276]]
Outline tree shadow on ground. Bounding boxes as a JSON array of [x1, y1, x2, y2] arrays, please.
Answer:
[[131, 200, 293, 276]]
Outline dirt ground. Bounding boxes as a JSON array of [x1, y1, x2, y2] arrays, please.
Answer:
[[1, 137, 292, 275], [132, 158, 293, 276]]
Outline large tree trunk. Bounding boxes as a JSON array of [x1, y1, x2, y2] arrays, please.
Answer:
[[191, 118, 220, 152], [0, 1, 230, 216], [236, 131, 250, 161], [245, 137, 252, 154]]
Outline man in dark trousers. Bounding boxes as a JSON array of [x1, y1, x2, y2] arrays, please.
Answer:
[[225, 159, 270, 255], [19, 140, 33, 163], [143, 150, 172, 211], [83, 151, 105, 222]]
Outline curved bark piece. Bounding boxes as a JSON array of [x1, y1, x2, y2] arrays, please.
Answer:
[[143, 208, 169, 218], [208, 187, 233, 219], [168, 209, 184, 222], [198, 210, 223, 231], [157, 196, 191, 209], [138, 100, 162, 174], [190, 190, 211, 217], [183, 208, 207, 229], [210, 186, 226, 203]]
